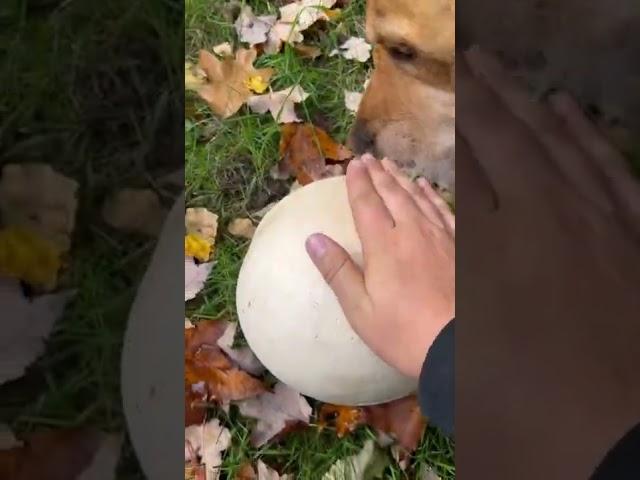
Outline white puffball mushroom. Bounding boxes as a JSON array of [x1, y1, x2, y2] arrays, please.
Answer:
[[237, 176, 417, 405], [121, 197, 184, 480]]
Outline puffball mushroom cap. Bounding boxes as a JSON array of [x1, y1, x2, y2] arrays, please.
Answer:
[[236, 176, 417, 405], [121, 197, 184, 480]]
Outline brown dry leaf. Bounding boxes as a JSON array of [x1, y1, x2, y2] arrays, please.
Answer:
[[0, 163, 78, 252], [257, 460, 293, 480], [196, 48, 275, 118], [318, 404, 366, 437], [364, 395, 426, 453], [235, 463, 257, 479], [278, 123, 352, 185], [228, 218, 256, 239], [293, 44, 322, 59], [0, 428, 119, 480], [185, 208, 219, 245], [235, 382, 312, 447], [102, 188, 167, 236], [185, 320, 265, 404], [318, 395, 426, 454]]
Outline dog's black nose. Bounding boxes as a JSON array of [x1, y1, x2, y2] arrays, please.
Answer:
[[348, 121, 376, 154]]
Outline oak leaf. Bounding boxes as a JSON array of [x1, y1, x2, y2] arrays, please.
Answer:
[[278, 123, 352, 185], [196, 48, 275, 118], [318, 395, 426, 455], [235, 382, 312, 446], [247, 86, 309, 123], [330, 37, 372, 62], [184, 419, 231, 480], [185, 257, 213, 301], [102, 188, 166, 236], [0, 277, 73, 385], [0, 163, 78, 253], [185, 208, 219, 245], [235, 6, 277, 46], [185, 320, 265, 404]]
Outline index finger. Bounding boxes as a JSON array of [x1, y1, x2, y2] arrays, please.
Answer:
[[346, 158, 394, 255]]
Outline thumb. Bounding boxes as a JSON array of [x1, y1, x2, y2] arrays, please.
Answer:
[[305, 233, 369, 320]]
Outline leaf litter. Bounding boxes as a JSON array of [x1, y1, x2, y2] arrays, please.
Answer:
[[183, 1, 439, 476]]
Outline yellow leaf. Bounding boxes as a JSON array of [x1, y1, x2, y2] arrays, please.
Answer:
[[244, 75, 269, 94], [185, 233, 211, 261], [0, 226, 62, 289]]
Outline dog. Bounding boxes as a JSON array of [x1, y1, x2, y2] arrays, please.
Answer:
[[349, 0, 455, 193], [352, 0, 639, 189]]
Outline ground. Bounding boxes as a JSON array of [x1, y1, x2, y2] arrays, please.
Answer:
[[185, 0, 454, 478]]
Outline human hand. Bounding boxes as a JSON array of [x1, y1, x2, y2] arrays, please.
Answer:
[[457, 46, 640, 479], [305, 154, 455, 379]]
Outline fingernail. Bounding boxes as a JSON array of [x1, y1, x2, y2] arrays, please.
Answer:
[[306, 233, 328, 259], [361, 153, 376, 164], [349, 158, 364, 169]]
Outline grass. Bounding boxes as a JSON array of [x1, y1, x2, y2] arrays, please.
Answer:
[[0, 0, 181, 477], [185, 0, 455, 478]]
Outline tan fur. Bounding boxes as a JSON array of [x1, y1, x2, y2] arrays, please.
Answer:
[[351, 0, 455, 191]]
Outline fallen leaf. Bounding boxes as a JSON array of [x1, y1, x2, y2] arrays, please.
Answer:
[[0, 226, 62, 290], [264, 0, 336, 53], [318, 404, 366, 437], [217, 322, 264, 375], [235, 6, 277, 46], [330, 37, 372, 62], [235, 463, 257, 479], [213, 42, 234, 57], [257, 460, 293, 480], [185, 233, 212, 262], [0, 277, 73, 385], [235, 382, 312, 446], [185, 320, 266, 403], [247, 85, 309, 123], [417, 465, 442, 480], [318, 396, 426, 455], [184, 419, 231, 480], [321, 440, 389, 480], [196, 48, 275, 118], [0, 163, 78, 252], [186, 464, 207, 480], [278, 123, 352, 185], [364, 395, 426, 453], [186, 62, 208, 91], [344, 90, 363, 114], [102, 188, 167, 236], [279, 0, 336, 30], [185, 257, 214, 301], [293, 44, 322, 59], [227, 218, 256, 239], [185, 386, 208, 427], [186, 208, 219, 245], [0, 429, 117, 480]]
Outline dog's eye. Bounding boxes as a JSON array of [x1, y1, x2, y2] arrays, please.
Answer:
[[387, 44, 417, 62]]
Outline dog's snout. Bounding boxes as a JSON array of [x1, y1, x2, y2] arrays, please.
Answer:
[[348, 121, 376, 154]]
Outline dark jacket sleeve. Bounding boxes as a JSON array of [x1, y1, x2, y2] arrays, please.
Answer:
[[418, 319, 454, 437], [591, 422, 640, 479], [416, 318, 640, 477]]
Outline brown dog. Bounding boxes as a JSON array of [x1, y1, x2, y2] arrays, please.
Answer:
[[349, 0, 455, 193]]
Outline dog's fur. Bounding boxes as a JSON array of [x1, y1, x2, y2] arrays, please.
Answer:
[[349, 0, 455, 192], [352, 0, 640, 192]]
